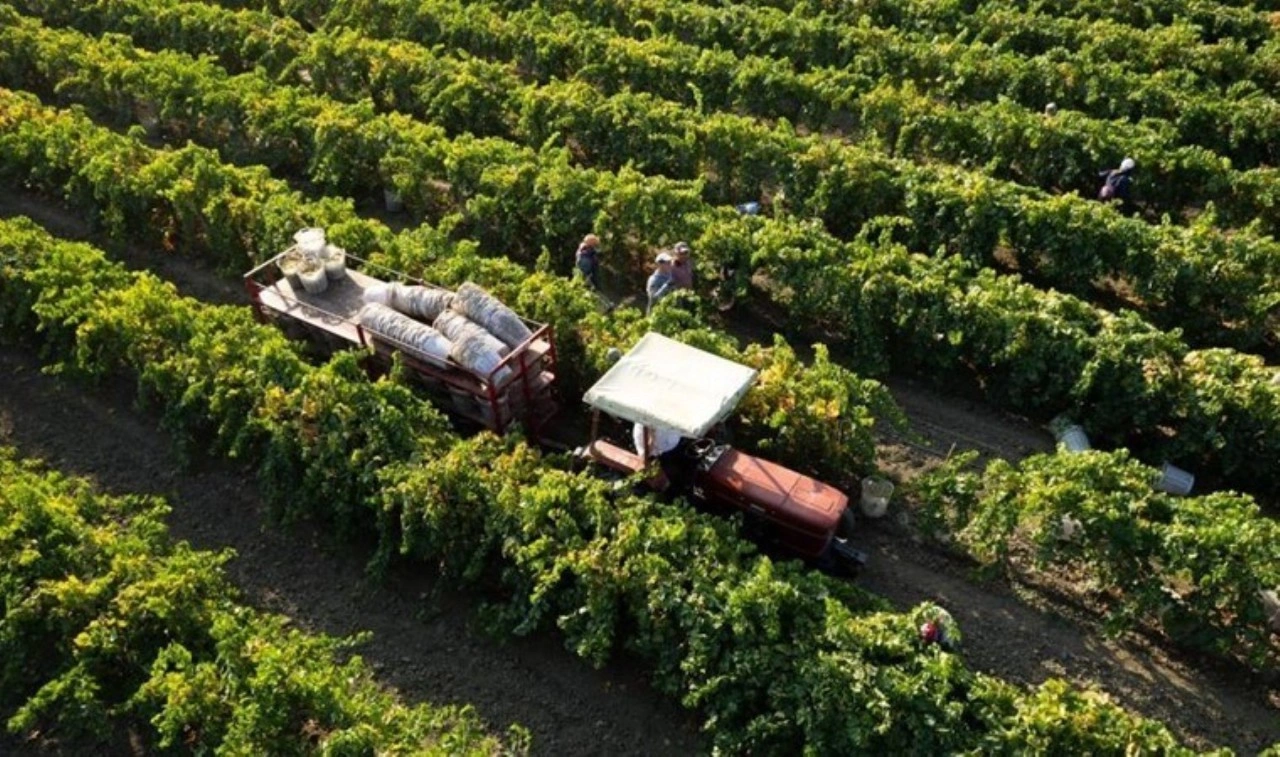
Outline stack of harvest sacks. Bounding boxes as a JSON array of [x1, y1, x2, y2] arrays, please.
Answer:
[[453, 283, 533, 350], [364, 282, 454, 321], [357, 302, 452, 367], [358, 281, 532, 386]]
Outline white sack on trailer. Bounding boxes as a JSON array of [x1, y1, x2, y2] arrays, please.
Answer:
[[450, 331, 513, 387], [362, 282, 454, 322], [452, 282, 533, 349], [433, 309, 510, 357], [357, 303, 453, 367]]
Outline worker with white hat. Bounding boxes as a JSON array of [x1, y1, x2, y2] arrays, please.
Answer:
[[646, 252, 676, 315], [1098, 157, 1137, 215]]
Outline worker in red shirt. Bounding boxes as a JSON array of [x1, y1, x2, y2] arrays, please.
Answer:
[[670, 241, 694, 290]]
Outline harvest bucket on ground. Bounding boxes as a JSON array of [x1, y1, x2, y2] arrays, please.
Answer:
[[1052, 422, 1090, 452], [860, 476, 894, 518], [1154, 462, 1194, 495]]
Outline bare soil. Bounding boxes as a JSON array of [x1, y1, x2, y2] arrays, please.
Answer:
[[2, 191, 1278, 753]]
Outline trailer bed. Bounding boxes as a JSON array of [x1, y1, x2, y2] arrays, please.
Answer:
[[257, 271, 552, 377], [246, 251, 557, 436], [254, 266, 376, 347]]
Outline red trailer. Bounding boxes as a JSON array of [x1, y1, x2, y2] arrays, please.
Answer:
[[578, 333, 864, 570], [244, 250, 557, 439]]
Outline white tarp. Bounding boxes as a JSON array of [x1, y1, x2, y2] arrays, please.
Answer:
[[583, 332, 758, 438]]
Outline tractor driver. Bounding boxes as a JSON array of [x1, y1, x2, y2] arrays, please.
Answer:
[[633, 423, 694, 496], [633, 422, 681, 460]]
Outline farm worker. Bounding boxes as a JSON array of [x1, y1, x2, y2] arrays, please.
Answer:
[[646, 252, 676, 315], [917, 605, 961, 652], [634, 423, 692, 496], [1044, 101, 1058, 117], [633, 423, 681, 459], [1098, 157, 1136, 215], [575, 233, 602, 290], [670, 241, 695, 290]]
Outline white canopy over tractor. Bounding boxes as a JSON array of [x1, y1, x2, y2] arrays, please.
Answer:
[[583, 332, 758, 438]]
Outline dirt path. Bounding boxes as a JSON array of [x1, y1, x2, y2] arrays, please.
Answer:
[[849, 380, 1279, 751], [3, 191, 1277, 753], [688, 248, 1280, 750], [861, 374, 1279, 752]]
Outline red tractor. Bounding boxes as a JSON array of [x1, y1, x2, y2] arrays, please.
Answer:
[[578, 333, 866, 572]]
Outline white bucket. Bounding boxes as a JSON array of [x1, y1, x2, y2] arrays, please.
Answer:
[[298, 265, 328, 294], [276, 252, 304, 289], [384, 188, 404, 213], [1055, 424, 1090, 452], [860, 476, 894, 518], [322, 244, 347, 279], [1154, 462, 1194, 496], [1260, 589, 1280, 632], [294, 227, 326, 256]]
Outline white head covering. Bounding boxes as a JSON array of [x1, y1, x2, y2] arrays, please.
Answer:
[[1120, 157, 1136, 171]]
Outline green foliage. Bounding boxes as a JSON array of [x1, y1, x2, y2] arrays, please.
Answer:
[[735, 338, 902, 484], [907, 451, 983, 538], [0, 448, 519, 753], [8, 2, 1280, 350], [2, 0, 1277, 748], [981, 679, 1195, 755], [915, 449, 1280, 670], [5, 12, 1280, 500], [2, 219, 1210, 753], [257, 351, 452, 534]]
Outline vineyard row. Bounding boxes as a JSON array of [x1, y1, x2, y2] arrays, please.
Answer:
[[492, 0, 1280, 95], [282, 0, 1280, 168], [1, 82, 1277, 672], [698, 0, 1280, 44], [28, 0, 1280, 215], [0, 445, 523, 753]]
